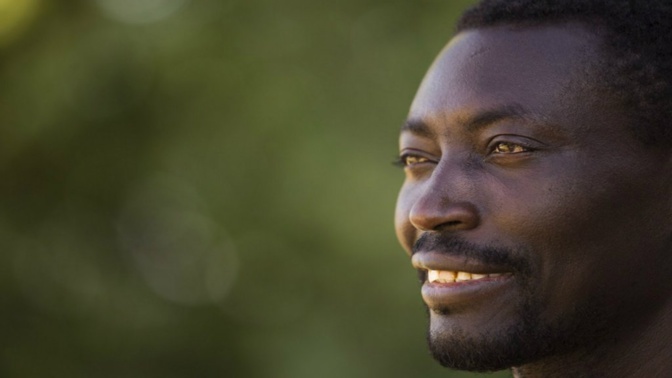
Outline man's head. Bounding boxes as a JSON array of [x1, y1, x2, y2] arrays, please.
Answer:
[[395, 0, 672, 373]]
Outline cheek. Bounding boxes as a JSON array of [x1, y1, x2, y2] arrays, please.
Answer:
[[481, 172, 572, 245], [482, 154, 633, 249], [492, 164, 672, 315]]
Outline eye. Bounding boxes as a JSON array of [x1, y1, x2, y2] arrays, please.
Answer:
[[395, 153, 432, 168], [492, 141, 530, 154]]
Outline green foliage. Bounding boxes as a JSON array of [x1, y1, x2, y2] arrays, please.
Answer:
[[0, 0, 510, 377]]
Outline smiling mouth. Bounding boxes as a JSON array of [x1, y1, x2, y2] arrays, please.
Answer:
[[427, 270, 509, 284], [420, 269, 515, 309]]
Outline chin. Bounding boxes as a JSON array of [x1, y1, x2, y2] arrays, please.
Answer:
[[428, 321, 536, 371], [426, 310, 539, 372], [425, 294, 611, 372]]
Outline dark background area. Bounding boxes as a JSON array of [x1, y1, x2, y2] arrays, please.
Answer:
[[0, 0, 511, 377]]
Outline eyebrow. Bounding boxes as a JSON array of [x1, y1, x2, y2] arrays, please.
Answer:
[[401, 104, 533, 136]]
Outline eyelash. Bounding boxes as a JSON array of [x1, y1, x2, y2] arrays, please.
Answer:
[[490, 141, 533, 154], [395, 141, 534, 168], [393, 154, 433, 168]]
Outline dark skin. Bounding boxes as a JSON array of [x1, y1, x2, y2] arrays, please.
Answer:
[[395, 23, 672, 377]]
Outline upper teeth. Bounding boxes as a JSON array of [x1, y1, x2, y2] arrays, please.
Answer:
[[427, 270, 503, 283]]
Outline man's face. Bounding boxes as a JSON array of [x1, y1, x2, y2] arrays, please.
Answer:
[[395, 24, 672, 371]]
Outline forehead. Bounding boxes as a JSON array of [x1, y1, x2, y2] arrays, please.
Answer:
[[408, 24, 604, 134]]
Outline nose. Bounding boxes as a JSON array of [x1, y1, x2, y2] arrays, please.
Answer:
[[408, 175, 480, 232]]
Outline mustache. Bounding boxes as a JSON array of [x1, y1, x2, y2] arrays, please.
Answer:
[[412, 233, 531, 275]]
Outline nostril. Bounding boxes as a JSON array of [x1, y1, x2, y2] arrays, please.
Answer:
[[443, 220, 462, 228], [434, 220, 467, 232]]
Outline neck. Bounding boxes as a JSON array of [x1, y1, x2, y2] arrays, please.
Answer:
[[511, 300, 672, 378]]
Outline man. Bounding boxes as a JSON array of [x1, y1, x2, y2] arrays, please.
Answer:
[[394, 1, 672, 376]]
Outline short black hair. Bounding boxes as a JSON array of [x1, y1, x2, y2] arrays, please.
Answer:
[[457, 0, 672, 146]]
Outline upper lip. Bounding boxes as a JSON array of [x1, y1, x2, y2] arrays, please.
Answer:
[[412, 251, 512, 274]]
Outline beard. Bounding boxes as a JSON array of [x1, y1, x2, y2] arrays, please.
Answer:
[[427, 294, 545, 371], [415, 234, 611, 372], [427, 297, 609, 372]]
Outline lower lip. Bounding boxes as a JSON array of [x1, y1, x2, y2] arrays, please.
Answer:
[[421, 275, 515, 309]]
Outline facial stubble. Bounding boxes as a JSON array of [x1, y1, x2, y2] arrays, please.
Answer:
[[417, 236, 611, 372]]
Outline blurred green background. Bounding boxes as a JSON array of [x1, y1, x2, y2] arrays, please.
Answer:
[[0, 0, 511, 377]]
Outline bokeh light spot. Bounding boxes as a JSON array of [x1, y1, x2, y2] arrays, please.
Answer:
[[118, 174, 239, 306]]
